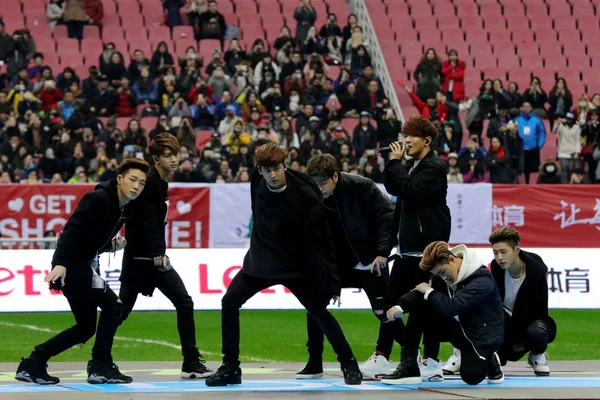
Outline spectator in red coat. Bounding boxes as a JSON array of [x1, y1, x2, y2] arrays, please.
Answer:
[[188, 78, 214, 104], [404, 84, 449, 121], [39, 80, 63, 111], [441, 49, 466, 102], [112, 77, 137, 117], [84, 0, 104, 27]]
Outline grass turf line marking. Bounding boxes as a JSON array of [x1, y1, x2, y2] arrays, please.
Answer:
[[0, 322, 276, 363]]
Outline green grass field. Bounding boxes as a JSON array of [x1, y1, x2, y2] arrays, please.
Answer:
[[0, 310, 597, 363]]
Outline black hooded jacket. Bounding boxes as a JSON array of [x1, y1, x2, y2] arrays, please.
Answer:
[[121, 167, 168, 285], [384, 150, 451, 253], [243, 167, 340, 297], [491, 250, 557, 342], [324, 172, 394, 271], [52, 180, 126, 286]]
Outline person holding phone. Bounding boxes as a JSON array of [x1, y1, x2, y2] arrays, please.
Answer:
[[380, 116, 451, 384]]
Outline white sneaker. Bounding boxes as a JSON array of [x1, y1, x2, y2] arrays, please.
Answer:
[[443, 348, 461, 375], [527, 352, 550, 376], [419, 357, 444, 382], [359, 353, 391, 379]]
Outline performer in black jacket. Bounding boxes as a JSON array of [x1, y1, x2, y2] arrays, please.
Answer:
[[382, 242, 505, 386], [490, 226, 556, 375], [118, 133, 213, 379], [206, 143, 362, 387], [381, 116, 451, 383], [16, 158, 150, 385], [302, 154, 394, 379], [444, 227, 558, 376]]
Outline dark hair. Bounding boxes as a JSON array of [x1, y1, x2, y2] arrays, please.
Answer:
[[149, 132, 181, 157], [489, 226, 520, 248], [306, 154, 338, 179], [551, 77, 572, 98], [255, 143, 287, 167], [402, 115, 438, 141], [117, 158, 150, 176]]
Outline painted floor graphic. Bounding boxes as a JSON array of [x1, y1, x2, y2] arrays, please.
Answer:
[[2, 377, 600, 394]]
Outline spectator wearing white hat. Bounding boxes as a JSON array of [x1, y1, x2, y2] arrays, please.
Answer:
[[552, 111, 581, 183]]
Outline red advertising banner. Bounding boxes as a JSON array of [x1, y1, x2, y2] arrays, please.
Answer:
[[0, 185, 210, 248], [492, 185, 600, 248]]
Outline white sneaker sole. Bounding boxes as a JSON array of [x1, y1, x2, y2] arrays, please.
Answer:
[[295, 373, 323, 379], [380, 377, 422, 385], [423, 374, 444, 382], [488, 375, 505, 384], [181, 370, 215, 379]]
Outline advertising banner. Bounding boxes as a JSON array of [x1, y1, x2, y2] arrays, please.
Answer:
[[0, 248, 596, 312], [0, 184, 211, 248], [492, 185, 600, 248]]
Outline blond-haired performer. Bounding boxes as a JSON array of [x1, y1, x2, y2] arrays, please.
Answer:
[[382, 241, 505, 386]]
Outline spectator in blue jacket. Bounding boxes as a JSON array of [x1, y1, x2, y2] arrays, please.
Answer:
[[515, 102, 546, 184], [132, 67, 158, 105]]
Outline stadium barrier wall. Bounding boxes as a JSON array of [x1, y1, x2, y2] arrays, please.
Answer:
[[0, 248, 597, 312]]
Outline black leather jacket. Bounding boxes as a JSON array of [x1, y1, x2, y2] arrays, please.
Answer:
[[328, 173, 394, 265], [384, 150, 451, 253]]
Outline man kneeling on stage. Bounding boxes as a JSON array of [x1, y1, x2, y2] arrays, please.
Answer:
[[382, 241, 505, 386], [490, 226, 556, 375], [444, 227, 557, 377]]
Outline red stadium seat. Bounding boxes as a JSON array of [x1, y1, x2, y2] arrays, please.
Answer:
[[57, 38, 80, 54], [543, 54, 568, 70], [520, 54, 543, 68], [60, 54, 85, 68], [82, 38, 104, 55], [149, 26, 172, 43], [83, 25, 100, 39], [418, 29, 442, 43], [497, 54, 521, 69]]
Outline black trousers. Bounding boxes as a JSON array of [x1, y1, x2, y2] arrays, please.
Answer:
[[221, 271, 354, 367], [67, 21, 85, 39], [498, 311, 553, 364], [380, 255, 438, 357], [411, 299, 497, 386], [119, 268, 200, 361], [305, 268, 393, 360], [31, 285, 121, 364]]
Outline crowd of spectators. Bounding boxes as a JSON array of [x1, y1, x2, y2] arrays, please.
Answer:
[[0, 0, 405, 185], [0, 0, 597, 186], [405, 47, 599, 184]]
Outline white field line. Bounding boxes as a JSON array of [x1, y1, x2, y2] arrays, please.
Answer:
[[0, 321, 277, 363]]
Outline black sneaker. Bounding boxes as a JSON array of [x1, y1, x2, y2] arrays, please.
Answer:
[[296, 359, 323, 379], [487, 353, 504, 384], [340, 357, 362, 385], [87, 360, 133, 384], [181, 358, 215, 379], [380, 348, 422, 385], [205, 363, 242, 387], [15, 357, 60, 385]]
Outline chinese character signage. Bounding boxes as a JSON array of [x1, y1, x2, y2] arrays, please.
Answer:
[[492, 185, 600, 248]]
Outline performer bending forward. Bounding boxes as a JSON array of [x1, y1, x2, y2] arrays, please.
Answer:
[[206, 143, 362, 387]]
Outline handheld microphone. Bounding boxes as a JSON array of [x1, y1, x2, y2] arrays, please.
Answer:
[[377, 146, 391, 153]]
